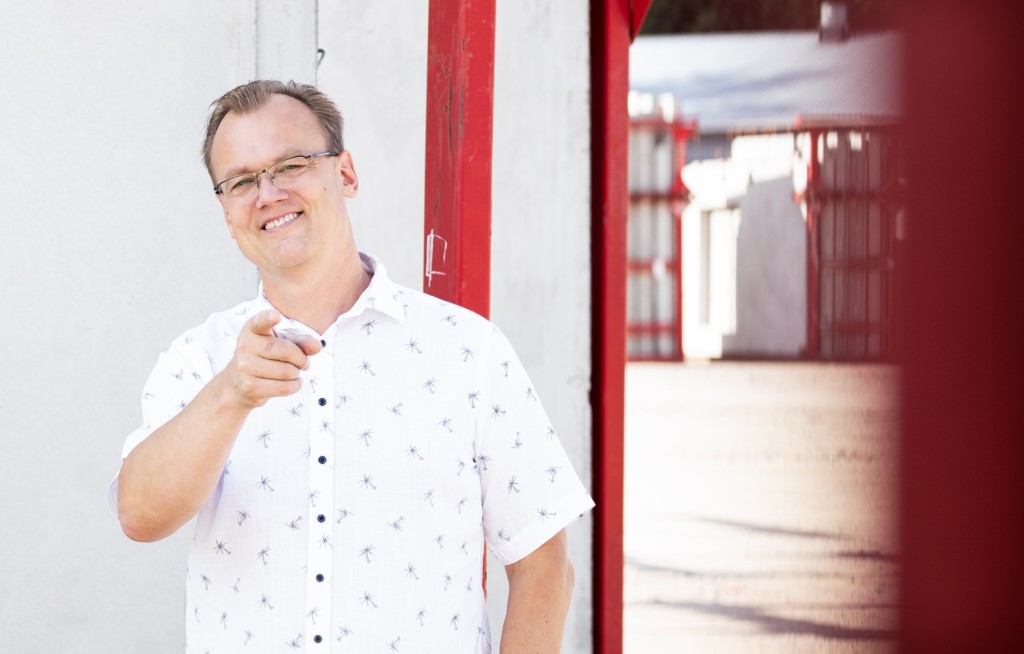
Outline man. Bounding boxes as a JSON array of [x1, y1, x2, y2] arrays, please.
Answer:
[[110, 80, 594, 653]]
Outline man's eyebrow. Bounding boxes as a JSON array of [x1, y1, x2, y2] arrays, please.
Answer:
[[221, 150, 309, 178]]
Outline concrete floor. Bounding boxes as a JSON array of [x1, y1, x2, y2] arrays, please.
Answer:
[[623, 361, 900, 653]]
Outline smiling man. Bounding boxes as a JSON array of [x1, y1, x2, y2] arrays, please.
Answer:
[[110, 80, 594, 653]]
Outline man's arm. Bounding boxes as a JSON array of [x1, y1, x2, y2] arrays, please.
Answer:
[[501, 529, 575, 653], [116, 310, 321, 542]]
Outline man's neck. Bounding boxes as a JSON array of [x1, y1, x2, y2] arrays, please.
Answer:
[[259, 248, 372, 335]]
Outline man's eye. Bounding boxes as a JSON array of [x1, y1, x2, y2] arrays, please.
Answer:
[[229, 177, 255, 192], [276, 163, 305, 175]]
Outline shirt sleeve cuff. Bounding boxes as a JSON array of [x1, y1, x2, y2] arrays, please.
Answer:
[[487, 487, 595, 566]]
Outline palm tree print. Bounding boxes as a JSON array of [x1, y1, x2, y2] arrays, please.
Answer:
[[388, 403, 403, 417], [360, 591, 378, 608], [512, 433, 523, 449], [337, 626, 353, 640], [359, 545, 375, 563], [546, 466, 560, 482], [236, 510, 250, 526], [337, 507, 352, 522], [441, 314, 457, 326], [439, 417, 453, 432], [443, 572, 453, 590], [387, 636, 401, 652], [387, 516, 404, 531], [219, 611, 228, 629], [459, 346, 474, 362], [258, 594, 273, 609], [361, 319, 376, 335], [307, 606, 320, 625], [506, 476, 521, 494], [359, 428, 373, 446], [358, 360, 376, 376], [416, 608, 427, 626], [256, 430, 271, 448], [491, 404, 506, 419], [287, 403, 303, 418], [405, 338, 422, 353], [500, 360, 510, 377], [360, 474, 377, 490], [213, 540, 231, 555], [407, 444, 424, 460], [467, 391, 480, 408], [405, 563, 419, 580], [422, 378, 438, 394], [256, 476, 274, 492], [450, 612, 461, 630], [286, 516, 302, 531], [257, 547, 271, 566], [424, 489, 435, 506]]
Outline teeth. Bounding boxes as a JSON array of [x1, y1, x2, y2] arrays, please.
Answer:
[[263, 212, 299, 230]]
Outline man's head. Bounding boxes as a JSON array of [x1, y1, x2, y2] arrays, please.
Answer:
[[202, 80, 345, 184], [204, 80, 360, 280]]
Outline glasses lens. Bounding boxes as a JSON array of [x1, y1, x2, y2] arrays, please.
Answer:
[[269, 157, 311, 183], [224, 175, 257, 198]]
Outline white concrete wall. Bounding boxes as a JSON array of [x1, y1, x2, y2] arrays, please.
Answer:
[[0, 2, 593, 652]]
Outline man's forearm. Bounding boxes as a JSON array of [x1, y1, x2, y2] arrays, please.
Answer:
[[117, 373, 250, 542], [501, 530, 575, 653]]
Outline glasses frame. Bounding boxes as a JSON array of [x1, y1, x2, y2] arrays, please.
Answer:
[[213, 151, 340, 197]]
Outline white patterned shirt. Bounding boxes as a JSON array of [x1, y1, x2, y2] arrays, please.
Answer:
[[110, 253, 594, 653]]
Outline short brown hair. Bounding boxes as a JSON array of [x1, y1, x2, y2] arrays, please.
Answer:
[[201, 80, 344, 182]]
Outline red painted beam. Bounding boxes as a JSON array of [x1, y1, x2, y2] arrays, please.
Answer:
[[901, 1, 1024, 651], [592, 0, 630, 651], [630, 0, 654, 40], [423, 0, 495, 318], [803, 129, 821, 358]]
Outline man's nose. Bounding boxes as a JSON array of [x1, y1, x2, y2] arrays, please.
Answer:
[[255, 172, 288, 207]]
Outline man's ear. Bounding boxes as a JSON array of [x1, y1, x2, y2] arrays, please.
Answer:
[[336, 150, 359, 198], [217, 194, 237, 239]]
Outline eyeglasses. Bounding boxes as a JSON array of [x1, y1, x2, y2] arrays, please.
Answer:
[[213, 151, 339, 198]]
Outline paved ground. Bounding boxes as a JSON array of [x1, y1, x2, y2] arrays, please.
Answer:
[[623, 361, 900, 653]]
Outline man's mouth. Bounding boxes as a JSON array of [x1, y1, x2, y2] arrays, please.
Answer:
[[263, 212, 300, 231]]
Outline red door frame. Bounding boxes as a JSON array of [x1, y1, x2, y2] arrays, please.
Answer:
[[592, 1, 652, 652], [424, 0, 650, 649]]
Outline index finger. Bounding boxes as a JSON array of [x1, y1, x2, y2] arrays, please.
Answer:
[[245, 309, 282, 337]]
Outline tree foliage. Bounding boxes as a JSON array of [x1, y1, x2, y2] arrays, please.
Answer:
[[640, 0, 898, 34]]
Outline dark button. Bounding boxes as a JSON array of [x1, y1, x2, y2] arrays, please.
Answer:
[[314, 635, 323, 643], [318, 455, 327, 464], [320, 339, 327, 347], [318, 397, 327, 406], [316, 573, 324, 582], [317, 514, 326, 523]]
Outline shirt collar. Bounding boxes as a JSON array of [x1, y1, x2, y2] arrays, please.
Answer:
[[254, 251, 407, 328]]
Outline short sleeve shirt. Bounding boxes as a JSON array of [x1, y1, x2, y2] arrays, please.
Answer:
[[111, 253, 595, 653]]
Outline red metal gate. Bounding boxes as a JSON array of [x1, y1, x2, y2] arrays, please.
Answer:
[[804, 125, 906, 360], [627, 101, 695, 361]]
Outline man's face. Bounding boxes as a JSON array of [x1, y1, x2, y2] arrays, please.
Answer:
[[209, 94, 358, 276]]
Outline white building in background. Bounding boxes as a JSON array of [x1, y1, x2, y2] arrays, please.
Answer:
[[630, 27, 903, 359]]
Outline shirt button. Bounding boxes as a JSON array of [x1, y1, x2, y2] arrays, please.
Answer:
[[320, 339, 327, 347], [316, 574, 324, 582], [314, 635, 323, 643], [318, 455, 327, 464], [318, 397, 327, 406], [317, 514, 326, 523]]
